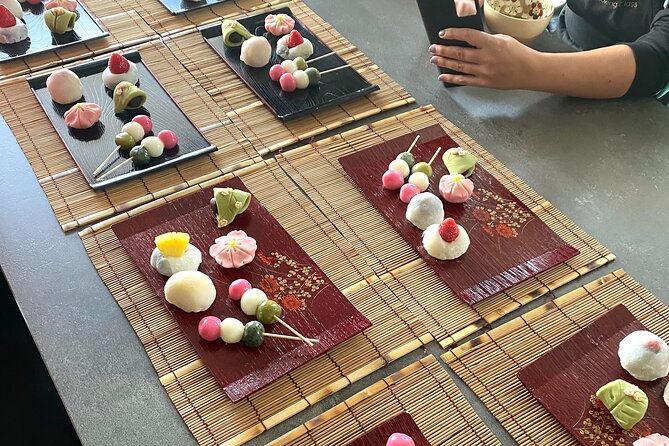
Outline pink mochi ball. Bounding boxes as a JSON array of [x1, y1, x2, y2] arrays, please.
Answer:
[[399, 183, 420, 203], [382, 169, 404, 190], [386, 433, 415, 446], [157, 130, 178, 150], [198, 316, 221, 341], [279, 73, 297, 92], [269, 64, 285, 82], [228, 279, 252, 301]]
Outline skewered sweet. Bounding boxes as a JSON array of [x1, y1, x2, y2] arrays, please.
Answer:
[[114, 133, 135, 151], [209, 230, 257, 269], [399, 183, 420, 204], [305, 67, 321, 85], [255, 300, 282, 324], [279, 72, 297, 92], [121, 121, 145, 142], [44, 7, 77, 34], [596, 379, 648, 431], [243, 321, 267, 347], [388, 159, 410, 178], [264, 13, 294, 36], [0, 6, 26, 44], [157, 130, 178, 149], [64, 103, 101, 129], [102, 53, 139, 90], [220, 317, 245, 343], [113, 81, 147, 114], [45, 0, 77, 12], [240, 36, 272, 68], [0, 0, 22, 18], [210, 187, 252, 228], [276, 30, 313, 60], [198, 316, 222, 342], [634, 434, 669, 446], [142, 136, 164, 158], [406, 192, 444, 230], [128, 145, 151, 166], [293, 70, 309, 89], [131, 115, 152, 133], [164, 270, 216, 312], [396, 134, 420, 170], [293, 57, 307, 70], [222, 19, 253, 47], [412, 162, 432, 177], [280, 60, 297, 74], [46, 68, 83, 104], [269, 64, 285, 81], [386, 433, 415, 446], [443, 147, 477, 177], [228, 278, 252, 301], [408, 172, 429, 192], [439, 174, 474, 203], [240, 288, 268, 316], [618, 330, 669, 381], [423, 218, 470, 260], [382, 169, 404, 190]]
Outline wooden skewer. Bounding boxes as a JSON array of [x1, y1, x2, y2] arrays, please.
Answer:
[[320, 65, 351, 76], [306, 51, 335, 63], [93, 146, 121, 177], [273, 317, 314, 346], [264, 332, 320, 343], [406, 134, 420, 154], [96, 158, 133, 181], [428, 147, 442, 166]]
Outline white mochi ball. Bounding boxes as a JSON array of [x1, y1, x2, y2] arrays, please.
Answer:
[[164, 270, 216, 312], [618, 330, 669, 381], [240, 36, 272, 68]]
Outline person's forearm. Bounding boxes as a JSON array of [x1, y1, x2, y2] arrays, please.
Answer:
[[528, 44, 636, 99]]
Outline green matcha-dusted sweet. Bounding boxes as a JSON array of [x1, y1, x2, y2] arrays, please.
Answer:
[[43, 7, 77, 34], [256, 300, 282, 325], [222, 19, 253, 47], [113, 81, 147, 114], [210, 187, 252, 228], [294, 57, 308, 71], [596, 379, 648, 431], [443, 147, 477, 177], [242, 321, 265, 347], [412, 161, 432, 177], [396, 152, 415, 170]]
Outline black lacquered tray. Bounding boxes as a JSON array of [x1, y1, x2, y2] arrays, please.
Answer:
[[201, 7, 379, 121], [0, 1, 108, 63], [28, 51, 216, 190], [156, 0, 231, 16]]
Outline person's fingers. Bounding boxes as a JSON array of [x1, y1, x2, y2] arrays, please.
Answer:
[[439, 28, 489, 47], [438, 73, 486, 87], [429, 44, 483, 63], [430, 56, 481, 75]]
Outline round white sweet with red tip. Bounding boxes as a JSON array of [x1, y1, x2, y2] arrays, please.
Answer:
[[157, 130, 178, 150], [422, 218, 470, 260], [228, 278, 252, 301], [269, 64, 285, 81], [382, 170, 404, 190], [279, 73, 297, 92], [399, 183, 420, 203], [198, 316, 222, 341], [386, 433, 415, 446], [408, 171, 429, 192], [240, 288, 268, 316], [131, 115, 152, 133]]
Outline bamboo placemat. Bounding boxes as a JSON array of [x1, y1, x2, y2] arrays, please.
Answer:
[[163, 0, 415, 154], [0, 39, 258, 232], [277, 105, 615, 348], [79, 160, 432, 446], [0, 5, 156, 80], [268, 355, 500, 446], [443, 269, 669, 446]]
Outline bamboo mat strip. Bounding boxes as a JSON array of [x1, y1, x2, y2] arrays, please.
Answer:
[[443, 269, 669, 446], [163, 0, 415, 155], [268, 355, 500, 446], [276, 105, 615, 348], [79, 161, 432, 446]]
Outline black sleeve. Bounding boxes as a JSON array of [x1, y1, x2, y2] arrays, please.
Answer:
[[624, 8, 669, 97]]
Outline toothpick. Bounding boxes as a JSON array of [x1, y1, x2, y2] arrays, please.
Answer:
[[96, 158, 132, 181], [92, 146, 120, 177], [406, 134, 420, 154], [273, 317, 314, 346], [263, 333, 320, 343], [307, 51, 335, 63], [428, 147, 442, 166], [320, 65, 351, 75]]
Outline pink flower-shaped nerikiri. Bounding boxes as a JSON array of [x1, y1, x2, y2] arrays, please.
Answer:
[[439, 174, 474, 203], [209, 230, 257, 268], [264, 13, 295, 36]]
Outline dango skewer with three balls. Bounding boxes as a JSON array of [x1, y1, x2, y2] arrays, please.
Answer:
[[198, 316, 319, 347], [408, 147, 442, 192]]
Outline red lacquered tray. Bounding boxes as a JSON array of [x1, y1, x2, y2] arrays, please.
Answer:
[[519, 305, 669, 445], [339, 124, 578, 305], [112, 177, 371, 402], [346, 412, 431, 446]]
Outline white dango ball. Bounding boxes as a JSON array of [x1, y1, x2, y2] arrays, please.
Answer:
[[121, 121, 145, 142], [164, 270, 216, 312], [388, 159, 410, 178], [293, 70, 310, 89], [408, 171, 430, 192], [240, 288, 268, 316], [281, 59, 297, 74], [220, 317, 245, 343], [142, 136, 165, 158]]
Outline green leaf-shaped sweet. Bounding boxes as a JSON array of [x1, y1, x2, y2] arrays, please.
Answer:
[[44, 7, 77, 34], [113, 81, 147, 114], [212, 187, 252, 228], [443, 147, 477, 177], [596, 379, 648, 431], [222, 19, 253, 48]]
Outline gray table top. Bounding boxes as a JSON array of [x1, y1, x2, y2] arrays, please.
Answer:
[[1, 0, 667, 445]]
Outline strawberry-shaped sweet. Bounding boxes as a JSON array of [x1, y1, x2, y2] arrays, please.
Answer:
[[0, 5, 27, 44], [286, 30, 304, 48], [438, 218, 459, 242], [102, 52, 139, 90], [108, 52, 130, 74], [0, 5, 17, 28]]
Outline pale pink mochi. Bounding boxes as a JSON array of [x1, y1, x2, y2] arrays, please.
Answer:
[[264, 13, 295, 36], [64, 102, 101, 129], [45, 0, 78, 11], [439, 174, 474, 203], [209, 230, 257, 268]]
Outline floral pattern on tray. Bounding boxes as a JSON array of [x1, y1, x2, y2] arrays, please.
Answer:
[[574, 395, 653, 445], [467, 189, 534, 239]]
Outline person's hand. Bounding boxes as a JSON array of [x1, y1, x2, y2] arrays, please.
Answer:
[[429, 28, 541, 89]]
